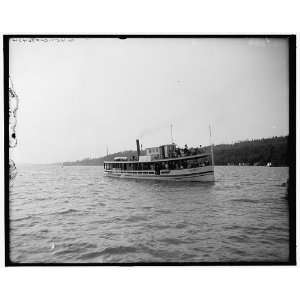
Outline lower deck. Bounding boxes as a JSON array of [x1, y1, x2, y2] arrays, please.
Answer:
[[104, 165, 214, 182]]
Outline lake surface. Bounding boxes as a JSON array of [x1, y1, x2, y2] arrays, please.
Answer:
[[9, 165, 289, 263]]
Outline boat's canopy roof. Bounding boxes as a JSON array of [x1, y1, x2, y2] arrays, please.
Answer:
[[104, 153, 210, 164], [113, 157, 128, 161]]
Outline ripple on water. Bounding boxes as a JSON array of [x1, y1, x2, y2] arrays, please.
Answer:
[[125, 215, 148, 223], [158, 237, 192, 245], [54, 242, 98, 256], [52, 208, 79, 215], [175, 223, 187, 229], [9, 165, 289, 263], [11, 215, 33, 222], [78, 246, 138, 260], [230, 198, 259, 204]]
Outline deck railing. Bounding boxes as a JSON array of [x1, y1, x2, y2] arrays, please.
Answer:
[[109, 169, 156, 175]]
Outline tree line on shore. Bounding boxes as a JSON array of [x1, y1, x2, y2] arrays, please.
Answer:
[[205, 136, 288, 166], [63, 136, 288, 167]]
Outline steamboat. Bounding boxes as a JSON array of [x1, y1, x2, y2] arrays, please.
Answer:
[[104, 139, 215, 182]]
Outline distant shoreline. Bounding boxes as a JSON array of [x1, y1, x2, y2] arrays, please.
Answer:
[[62, 136, 288, 167]]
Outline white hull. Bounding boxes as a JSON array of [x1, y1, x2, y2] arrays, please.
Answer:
[[104, 165, 214, 182]]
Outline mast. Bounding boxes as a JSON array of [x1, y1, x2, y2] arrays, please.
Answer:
[[209, 125, 215, 166], [170, 124, 174, 144]]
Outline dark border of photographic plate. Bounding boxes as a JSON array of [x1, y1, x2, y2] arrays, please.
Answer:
[[3, 34, 296, 266]]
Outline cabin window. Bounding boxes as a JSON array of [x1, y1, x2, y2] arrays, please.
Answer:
[[186, 159, 199, 168]]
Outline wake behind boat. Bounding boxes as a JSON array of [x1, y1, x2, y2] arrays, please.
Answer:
[[104, 139, 215, 182]]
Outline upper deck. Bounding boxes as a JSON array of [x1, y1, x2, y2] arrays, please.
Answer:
[[104, 152, 210, 164]]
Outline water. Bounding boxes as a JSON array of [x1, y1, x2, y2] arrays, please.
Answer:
[[9, 165, 289, 263]]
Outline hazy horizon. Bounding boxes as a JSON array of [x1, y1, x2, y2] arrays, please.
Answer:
[[13, 134, 288, 165], [9, 38, 289, 164]]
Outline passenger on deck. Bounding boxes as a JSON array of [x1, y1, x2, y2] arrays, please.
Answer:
[[197, 145, 203, 154], [184, 144, 188, 155]]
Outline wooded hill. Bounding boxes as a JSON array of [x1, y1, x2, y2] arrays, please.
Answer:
[[205, 136, 288, 166], [63, 136, 288, 167]]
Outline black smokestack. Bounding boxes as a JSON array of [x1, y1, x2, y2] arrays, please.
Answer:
[[136, 139, 140, 157]]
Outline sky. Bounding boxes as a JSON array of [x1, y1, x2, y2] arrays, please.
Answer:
[[9, 37, 289, 164]]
